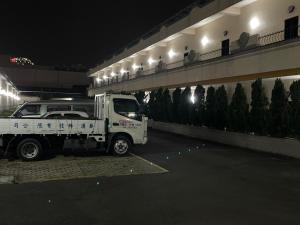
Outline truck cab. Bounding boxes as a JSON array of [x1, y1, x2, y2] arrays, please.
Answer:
[[95, 93, 148, 154]]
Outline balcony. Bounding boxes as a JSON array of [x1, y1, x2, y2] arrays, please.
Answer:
[[89, 26, 300, 95]]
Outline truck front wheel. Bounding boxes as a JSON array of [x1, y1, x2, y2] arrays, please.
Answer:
[[17, 138, 43, 161], [111, 135, 131, 156]]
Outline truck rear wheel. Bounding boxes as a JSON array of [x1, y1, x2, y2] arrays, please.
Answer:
[[17, 138, 43, 161], [111, 135, 131, 156]]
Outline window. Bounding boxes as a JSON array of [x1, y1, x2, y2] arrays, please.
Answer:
[[47, 105, 71, 112], [18, 105, 41, 117], [113, 98, 142, 121], [64, 114, 87, 119], [73, 105, 94, 116]]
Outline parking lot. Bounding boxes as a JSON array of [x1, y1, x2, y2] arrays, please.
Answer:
[[0, 130, 300, 225]]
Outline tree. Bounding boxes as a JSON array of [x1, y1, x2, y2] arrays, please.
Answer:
[[249, 79, 269, 135], [215, 85, 228, 130], [290, 80, 300, 137], [178, 87, 192, 124], [148, 91, 156, 120], [162, 89, 173, 122], [134, 91, 145, 105], [269, 79, 289, 137], [155, 88, 164, 121], [191, 85, 205, 126], [172, 88, 181, 123], [228, 83, 249, 132], [205, 86, 216, 128]]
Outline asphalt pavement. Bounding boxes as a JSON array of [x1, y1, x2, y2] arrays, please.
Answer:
[[0, 129, 300, 225]]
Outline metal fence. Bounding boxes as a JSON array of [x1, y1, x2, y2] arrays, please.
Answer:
[[92, 26, 300, 89]]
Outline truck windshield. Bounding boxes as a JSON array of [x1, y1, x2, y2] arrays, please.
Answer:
[[14, 105, 41, 117], [113, 98, 142, 121]]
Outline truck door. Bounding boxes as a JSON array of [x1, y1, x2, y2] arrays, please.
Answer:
[[109, 97, 146, 144], [95, 94, 105, 119]]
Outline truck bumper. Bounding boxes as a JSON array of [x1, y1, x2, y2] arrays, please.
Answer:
[[142, 137, 148, 144]]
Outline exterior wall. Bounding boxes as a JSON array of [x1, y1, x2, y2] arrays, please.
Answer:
[[0, 74, 20, 113], [89, 40, 300, 96]]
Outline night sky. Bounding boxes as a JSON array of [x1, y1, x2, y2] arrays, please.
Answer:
[[0, 0, 200, 68]]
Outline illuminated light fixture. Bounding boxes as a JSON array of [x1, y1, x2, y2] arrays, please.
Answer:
[[201, 36, 210, 47], [120, 68, 127, 75], [111, 72, 116, 77], [103, 75, 108, 80], [168, 49, 176, 59], [190, 94, 196, 104], [96, 77, 101, 83], [250, 17, 260, 30], [148, 57, 155, 65], [0, 89, 20, 101], [132, 64, 139, 70]]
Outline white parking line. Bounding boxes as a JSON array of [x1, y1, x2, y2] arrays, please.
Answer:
[[130, 153, 169, 173]]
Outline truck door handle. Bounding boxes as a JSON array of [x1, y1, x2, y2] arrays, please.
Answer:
[[113, 123, 119, 126]]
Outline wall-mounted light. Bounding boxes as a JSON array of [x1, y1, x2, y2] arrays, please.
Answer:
[[111, 72, 116, 77], [201, 36, 210, 47], [132, 64, 139, 70], [168, 49, 177, 59], [250, 17, 260, 30], [148, 57, 155, 65], [190, 94, 196, 104], [96, 77, 101, 83], [120, 68, 126, 75], [103, 75, 108, 80]]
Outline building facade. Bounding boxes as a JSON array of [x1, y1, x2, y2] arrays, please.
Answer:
[[88, 0, 300, 100], [0, 71, 20, 112]]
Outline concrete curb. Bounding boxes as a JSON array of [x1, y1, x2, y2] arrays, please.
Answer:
[[149, 120, 300, 159]]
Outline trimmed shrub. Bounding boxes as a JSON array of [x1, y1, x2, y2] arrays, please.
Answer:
[[178, 87, 192, 124], [155, 88, 164, 121], [250, 79, 269, 135], [228, 83, 249, 132], [172, 88, 182, 123], [205, 86, 216, 128], [162, 89, 173, 122], [290, 80, 300, 137], [215, 85, 228, 130], [269, 79, 289, 137], [134, 91, 145, 105], [148, 91, 156, 119], [192, 85, 206, 126]]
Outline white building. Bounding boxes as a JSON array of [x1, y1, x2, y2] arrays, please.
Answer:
[[88, 0, 300, 100], [0, 71, 20, 112]]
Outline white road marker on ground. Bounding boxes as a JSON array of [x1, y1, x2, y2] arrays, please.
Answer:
[[130, 153, 168, 173]]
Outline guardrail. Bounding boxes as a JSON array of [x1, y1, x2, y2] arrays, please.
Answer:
[[91, 26, 300, 90]]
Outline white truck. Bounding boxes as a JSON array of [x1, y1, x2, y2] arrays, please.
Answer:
[[0, 93, 148, 161]]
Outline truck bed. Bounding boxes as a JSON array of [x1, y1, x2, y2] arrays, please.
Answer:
[[0, 118, 105, 135]]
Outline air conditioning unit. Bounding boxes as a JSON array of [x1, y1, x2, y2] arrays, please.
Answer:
[[184, 50, 197, 65], [231, 32, 261, 54]]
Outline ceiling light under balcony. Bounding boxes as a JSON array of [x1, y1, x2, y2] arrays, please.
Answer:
[[96, 77, 101, 83], [120, 68, 126, 75], [111, 72, 116, 77], [201, 36, 210, 47], [148, 57, 155, 65], [103, 75, 108, 80], [250, 17, 260, 30], [132, 64, 139, 70], [168, 49, 177, 59]]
